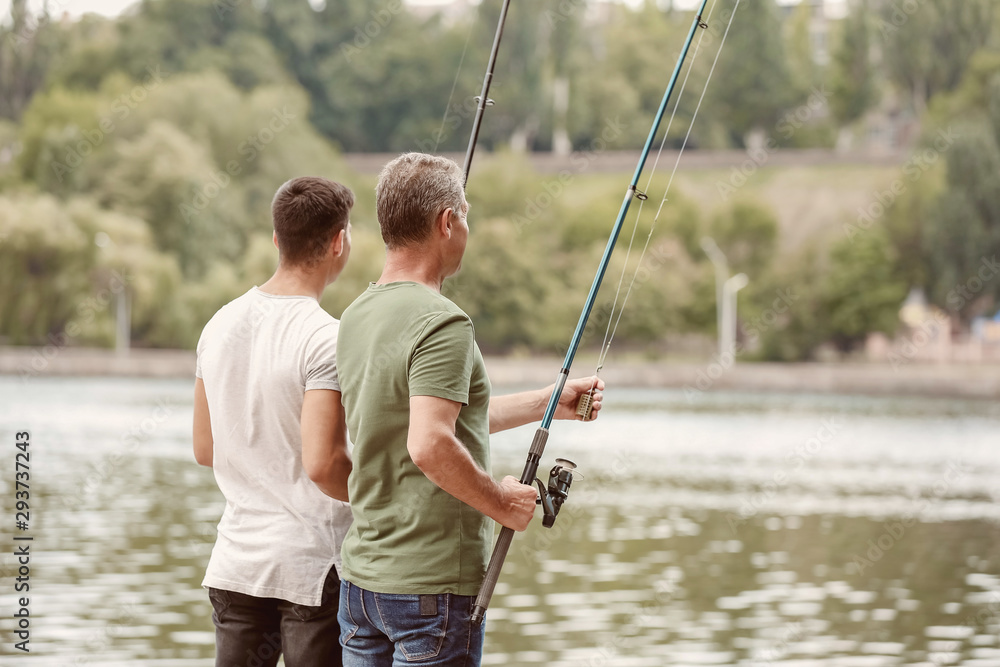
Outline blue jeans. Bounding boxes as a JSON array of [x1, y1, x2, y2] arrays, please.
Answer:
[[338, 580, 484, 666]]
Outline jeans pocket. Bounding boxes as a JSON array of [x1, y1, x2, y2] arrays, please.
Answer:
[[373, 593, 449, 662], [338, 581, 360, 645], [207, 588, 232, 624]]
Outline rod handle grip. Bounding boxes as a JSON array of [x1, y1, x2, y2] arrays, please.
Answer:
[[470, 526, 515, 625]]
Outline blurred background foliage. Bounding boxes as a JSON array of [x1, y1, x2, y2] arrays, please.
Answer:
[[0, 0, 999, 359]]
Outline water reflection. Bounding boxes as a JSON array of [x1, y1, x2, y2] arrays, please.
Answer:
[[0, 378, 998, 665]]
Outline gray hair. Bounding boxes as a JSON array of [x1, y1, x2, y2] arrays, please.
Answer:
[[375, 153, 465, 248]]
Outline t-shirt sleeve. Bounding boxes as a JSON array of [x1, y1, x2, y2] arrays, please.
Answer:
[[305, 322, 341, 392], [408, 312, 475, 405]]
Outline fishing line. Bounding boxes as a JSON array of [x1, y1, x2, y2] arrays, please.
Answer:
[[472, 0, 721, 625], [471, 0, 743, 626], [588, 0, 742, 386], [433, 27, 474, 154], [576, 0, 722, 410], [592, 0, 719, 371]]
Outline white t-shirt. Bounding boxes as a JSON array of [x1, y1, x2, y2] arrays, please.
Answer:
[[196, 287, 353, 606]]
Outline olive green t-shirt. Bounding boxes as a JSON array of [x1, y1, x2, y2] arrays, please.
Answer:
[[336, 281, 493, 595]]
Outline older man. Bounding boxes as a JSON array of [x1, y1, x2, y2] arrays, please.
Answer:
[[336, 153, 604, 667]]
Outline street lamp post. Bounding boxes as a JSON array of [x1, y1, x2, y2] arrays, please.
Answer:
[[116, 288, 131, 355], [96, 231, 130, 356], [701, 237, 729, 359], [701, 237, 749, 362], [723, 272, 749, 360]]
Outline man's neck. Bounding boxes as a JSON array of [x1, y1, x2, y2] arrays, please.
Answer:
[[259, 264, 328, 301], [378, 247, 446, 293]]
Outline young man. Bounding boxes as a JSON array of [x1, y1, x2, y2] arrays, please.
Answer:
[[193, 176, 355, 667], [336, 153, 605, 667]]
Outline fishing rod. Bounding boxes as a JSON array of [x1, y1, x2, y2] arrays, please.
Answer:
[[462, 0, 514, 187], [470, 0, 714, 626]]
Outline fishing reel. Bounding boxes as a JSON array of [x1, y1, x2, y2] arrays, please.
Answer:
[[534, 458, 578, 528]]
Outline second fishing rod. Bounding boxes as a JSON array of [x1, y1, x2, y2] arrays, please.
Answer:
[[470, 0, 714, 626], [462, 0, 513, 187]]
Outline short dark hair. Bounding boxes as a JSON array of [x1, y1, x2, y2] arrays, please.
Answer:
[[271, 177, 354, 266], [375, 153, 465, 249]]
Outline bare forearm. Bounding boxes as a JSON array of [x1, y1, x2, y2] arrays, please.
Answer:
[[410, 394, 537, 531], [488, 389, 548, 434], [309, 450, 351, 502], [410, 433, 508, 520], [301, 389, 352, 501], [193, 378, 214, 466], [193, 445, 213, 467]]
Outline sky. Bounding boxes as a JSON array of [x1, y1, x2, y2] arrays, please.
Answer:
[[2, 0, 139, 19], [3, 0, 843, 21]]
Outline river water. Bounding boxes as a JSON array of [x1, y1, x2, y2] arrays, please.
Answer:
[[0, 376, 998, 665]]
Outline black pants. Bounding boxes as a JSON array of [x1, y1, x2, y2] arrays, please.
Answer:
[[209, 566, 343, 667]]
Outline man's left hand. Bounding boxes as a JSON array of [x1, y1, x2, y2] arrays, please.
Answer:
[[552, 376, 605, 422]]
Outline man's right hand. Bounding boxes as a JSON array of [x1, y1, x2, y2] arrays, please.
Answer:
[[497, 475, 538, 531]]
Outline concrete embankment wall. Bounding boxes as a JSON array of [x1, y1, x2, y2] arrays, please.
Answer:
[[2, 347, 998, 399], [1, 347, 196, 380]]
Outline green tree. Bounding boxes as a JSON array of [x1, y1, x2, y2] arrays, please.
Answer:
[[829, 0, 877, 126], [595, 237, 702, 346], [924, 51, 1000, 131], [752, 246, 831, 361], [15, 85, 108, 195], [921, 122, 1000, 321], [67, 198, 186, 348], [913, 56, 1000, 322], [570, 2, 659, 149], [261, 0, 477, 152], [443, 218, 551, 351], [784, 1, 820, 97], [709, 200, 778, 278], [0, 194, 181, 347], [823, 227, 908, 350], [881, 173, 939, 291], [879, 0, 994, 113], [100, 120, 230, 276], [0, 0, 60, 120], [17, 68, 352, 278], [706, 0, 798, 146]]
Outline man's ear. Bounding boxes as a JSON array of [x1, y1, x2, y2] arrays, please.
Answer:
[[272, 231, 279, 250], [330, 228, 346, 257], [437, 207, 454, 239]]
